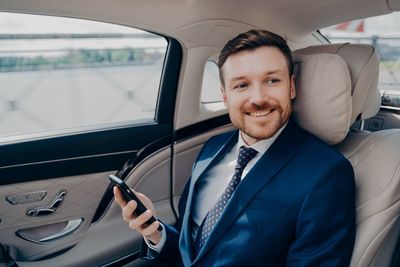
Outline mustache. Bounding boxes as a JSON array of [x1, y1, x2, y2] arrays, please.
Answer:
[[242, 103, 279, 112]]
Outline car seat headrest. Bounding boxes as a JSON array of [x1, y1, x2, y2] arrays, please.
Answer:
[[292, 43, 380, 145]]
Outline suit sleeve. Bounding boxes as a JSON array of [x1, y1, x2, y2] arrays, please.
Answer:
[[286, 158, 356, 267]]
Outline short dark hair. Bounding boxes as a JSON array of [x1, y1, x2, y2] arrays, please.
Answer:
[[218, 29, 294, 86]]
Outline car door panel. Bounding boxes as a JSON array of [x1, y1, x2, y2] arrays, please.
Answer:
[[0, 128, 174, 266], [6, 146, 175, 266], [1, 171, 111, 261]]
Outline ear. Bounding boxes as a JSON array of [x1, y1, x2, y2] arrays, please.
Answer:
[[290, 75, 296, 99]]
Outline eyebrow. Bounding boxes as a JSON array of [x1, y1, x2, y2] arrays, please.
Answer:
[[230, 76, 246, 83], [229, 69, 284, 83], [264, 69, 283, 75]]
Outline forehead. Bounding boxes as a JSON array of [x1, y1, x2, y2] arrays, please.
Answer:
[[222, 46, 289, 79]]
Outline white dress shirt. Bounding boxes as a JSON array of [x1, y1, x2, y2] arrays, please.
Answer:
[[145, 124, 286, 252]]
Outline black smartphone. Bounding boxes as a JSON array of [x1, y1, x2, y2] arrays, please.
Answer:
[[109, 174, 162, 231]]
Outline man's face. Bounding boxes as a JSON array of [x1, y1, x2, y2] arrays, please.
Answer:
[[221, 46, 296, 145]]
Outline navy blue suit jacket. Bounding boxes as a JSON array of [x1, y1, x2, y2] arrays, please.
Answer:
[[143, 120, 356, 267]]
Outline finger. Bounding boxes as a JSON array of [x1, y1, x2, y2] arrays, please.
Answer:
[[135, 192, 155, 211], [129, 210, 153, 230], [142, 220, 161, 238], [113, 186, 128, 207], [122, 200, 138, 221]]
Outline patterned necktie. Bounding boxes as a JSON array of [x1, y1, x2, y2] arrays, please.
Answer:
[[193, 146, 258, 256]]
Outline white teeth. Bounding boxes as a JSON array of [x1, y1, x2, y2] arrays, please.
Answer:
[[249, 110, 271, 117]]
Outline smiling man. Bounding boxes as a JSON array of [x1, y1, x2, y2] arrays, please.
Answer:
[[114, 29, 356, 267], [220, 41, 295, 145]]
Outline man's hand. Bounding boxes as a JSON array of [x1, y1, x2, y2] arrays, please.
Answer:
[[113, 186, 162, 245]]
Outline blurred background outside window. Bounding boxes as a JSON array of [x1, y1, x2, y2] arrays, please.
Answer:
[[0, 13, 167, 138], [321, 12, 400, 108]]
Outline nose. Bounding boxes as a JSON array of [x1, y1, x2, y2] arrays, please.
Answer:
[[249, 84, 267, 105]]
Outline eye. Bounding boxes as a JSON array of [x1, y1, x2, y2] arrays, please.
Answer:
[[266, 78, 280, 85], [233, 82, 249, 90]]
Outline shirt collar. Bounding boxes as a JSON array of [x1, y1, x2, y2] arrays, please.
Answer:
[[236, 123, 288, 155]]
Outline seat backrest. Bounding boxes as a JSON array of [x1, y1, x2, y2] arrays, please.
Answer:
[[292, 43, 400, 267]]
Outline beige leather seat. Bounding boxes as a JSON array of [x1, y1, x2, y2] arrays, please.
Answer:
[[292, 43, 400, 267]]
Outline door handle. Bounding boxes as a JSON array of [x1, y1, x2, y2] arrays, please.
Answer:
[[16, 218, 83, 244], [39, 219, 83, 243]]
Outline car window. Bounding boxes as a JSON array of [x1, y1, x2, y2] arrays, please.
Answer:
[[0, 12, 167, 138], [320, 12, 400, 96], [201, 60, 222, 103]]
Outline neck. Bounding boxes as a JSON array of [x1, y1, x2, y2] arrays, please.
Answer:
[[240, 132, 260, 146]]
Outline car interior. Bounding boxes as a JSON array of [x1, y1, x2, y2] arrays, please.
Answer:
[[0, 0, 399, 266], [294, 43, 400, 267]]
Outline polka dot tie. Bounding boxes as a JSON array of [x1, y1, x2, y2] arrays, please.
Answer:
[[193, 146, 258, 257]]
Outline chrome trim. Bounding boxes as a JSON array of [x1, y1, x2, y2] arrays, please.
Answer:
[[16, 218, 84, 244], [360, 120, 365, 131], [0, 150, 137, 170], [39, 219, 83, 242]]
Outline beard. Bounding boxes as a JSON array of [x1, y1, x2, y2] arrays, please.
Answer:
[[230, 101, 292, 141]]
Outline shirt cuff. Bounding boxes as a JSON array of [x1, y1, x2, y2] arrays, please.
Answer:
[[144, 223, 166, 253]]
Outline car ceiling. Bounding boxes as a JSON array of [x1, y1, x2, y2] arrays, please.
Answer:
[[0, 0, 398, 49]]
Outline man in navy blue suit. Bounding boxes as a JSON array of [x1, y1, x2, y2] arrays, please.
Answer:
[[114, 29, 356, 266]]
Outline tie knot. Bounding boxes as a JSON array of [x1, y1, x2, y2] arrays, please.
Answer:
[[235, 146, 258, 170]]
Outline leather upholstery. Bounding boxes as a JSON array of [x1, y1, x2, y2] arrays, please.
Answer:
[[293, 43, 400, 267], [293, 43, 380, 144]]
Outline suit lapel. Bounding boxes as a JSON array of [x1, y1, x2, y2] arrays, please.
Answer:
[[179, 131, 238, 265], [193, 121, 305, 264]]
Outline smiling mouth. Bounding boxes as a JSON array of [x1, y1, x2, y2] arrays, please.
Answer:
[[247, 109, 274, 117]]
